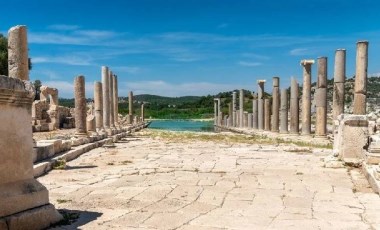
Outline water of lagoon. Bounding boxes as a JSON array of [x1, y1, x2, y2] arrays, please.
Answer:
[[148, 120, 214, 132]]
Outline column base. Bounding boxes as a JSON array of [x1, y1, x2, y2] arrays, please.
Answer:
[[74, 132, 88, 137], [314, 135, 327, 140]]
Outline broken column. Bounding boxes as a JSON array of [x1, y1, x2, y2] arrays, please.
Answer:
[[315, 57, 328, 137], [74, 75, 87, 136], [332, 49, 346, 120], [232, 91, 237, 127], [252, 95, 258, 129], [0, 25, 62, 229], [353, 41, 369, 115], [102, 66, 110, 130], [272, 77, 280, 132], [8, 25, 29, 80], [290, 77, 299, 135], [301, 59, 314, 136], [264, 99, 271, 131], [280, 89, 288, 134], [94, 81, 104, 132], [128, 91, 134, 124], [239, 89, 244, 128], [109, 71, 115, 129], [258, 80, 266, 130], [113, 74, 119, 127], [228, 102, 233, 127]]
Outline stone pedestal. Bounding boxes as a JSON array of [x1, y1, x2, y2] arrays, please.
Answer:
[[333, 49, 346, 120], [264, 99, 271, 131], [272, 77, 280, 132], [0, 25, 62, 229], [74, 75, 87, 136], [336, 115, 368, 164], [258, 80, 265, 130], [252, 98, 258, 129], [315, 57, 327, 138], [301, 60, 314, 136], [280, 89, 288, 134], [367, 135, 380, 164], [290, 77, 299, 135], [353, 41, 369, 115]]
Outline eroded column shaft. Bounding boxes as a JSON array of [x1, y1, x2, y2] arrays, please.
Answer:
[[333, 49, 346, 120], [94, 81, 103, 130], [264, 99, 271, 131], [239, 89, 244, 128], [102, 66, 110, 129], [290, 77, 299, 135], [353, 41, 368, 115], [280, 88, 288, 134], [258, 81, 265, 130], [272, 77, 280, 132], [316, 57, 327, 137], [301, 60, 314, 135], [74, 75, 87, 136], [8, 25, 29, 80]]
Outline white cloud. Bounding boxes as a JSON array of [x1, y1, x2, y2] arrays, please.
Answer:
[[47, 24, 80, 31], [289, 48, 311, 56], [112, 66, 141, 74], [121, 80, 249, 97], [238, 61, 262, 67]]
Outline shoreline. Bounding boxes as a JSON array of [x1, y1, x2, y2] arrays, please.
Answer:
[[146, 118, 213, 122]]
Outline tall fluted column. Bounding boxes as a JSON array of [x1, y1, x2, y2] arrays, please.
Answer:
[[333, 49, 346, 120], [264, 99, 271, 131], [252, 97, 258, 129], [353, 41, 369, 115], [258, 80, 266, 130], [280, 89, 288, 134], [232, 91, 237, 127], [272, 77, 280, 132], [94, 81, 103, 132], [316, 57, 327, 137], [8, 25, 29, 80], [102, 66, 110, 130], [290, 77, 299, 135], [74, 75, 87, 136], [239, 89, 244, 128], [113, 74, 119, 126], [301, 60, 314, 135]]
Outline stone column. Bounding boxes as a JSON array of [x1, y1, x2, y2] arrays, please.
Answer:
[[252, 97, 258, 129], [258, 80, 266, 130], [353, 41, 369, 115], [8, 25, 29, 81], [290, 77, 299, 135], [228, 102, 233, 126], [239, 89, 244, 128], [128, 91, 134, 124], [109, 71, 115, 128], [244, 111, 248, 127], [300, 60, 315, 135], [333, 49, 346, 120], [218, 111, 223, 126], [214, 99, 218, 125], [272, 77, 280, 132], [94, 81, 103, 132], [113, 74, 119, 126], [264, 99, 271, 131], [141, 103, 145, 122], [232, 91, 237, 127], [280, 89, 288, 134], [248, 113, 253, 128], [102, 66, 110, 130], [74, 75, 87, 136], [316, 57, 328, 137], [0, 26, 62, 229]]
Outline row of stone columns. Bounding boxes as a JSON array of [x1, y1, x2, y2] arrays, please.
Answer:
[[74, 66, 121, 136], [216, 41, 369, 137]]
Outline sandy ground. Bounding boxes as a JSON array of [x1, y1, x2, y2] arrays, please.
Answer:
[[38, 129, 380, 230]]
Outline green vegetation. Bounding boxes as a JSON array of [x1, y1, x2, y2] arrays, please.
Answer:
[[52, 158, 66, 170], [0, 34, 7, 76]]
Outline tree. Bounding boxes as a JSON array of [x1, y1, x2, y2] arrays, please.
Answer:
[[33, 80, 41, 100], [0, 34, 32, 76], [0, 34, 7, 76]]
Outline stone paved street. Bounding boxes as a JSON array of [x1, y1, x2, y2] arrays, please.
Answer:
[[39, 131, 380, 230]]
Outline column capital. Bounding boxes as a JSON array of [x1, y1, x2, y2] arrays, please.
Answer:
[[300, 59, 315, 66]]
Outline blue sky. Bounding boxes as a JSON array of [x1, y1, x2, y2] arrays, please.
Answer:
[[1, 0, 380, 97]]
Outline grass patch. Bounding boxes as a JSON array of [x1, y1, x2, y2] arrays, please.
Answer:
[[53, 159, 66, 170], [50, 210, 80, 227], [57, 199, 72, 204]]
